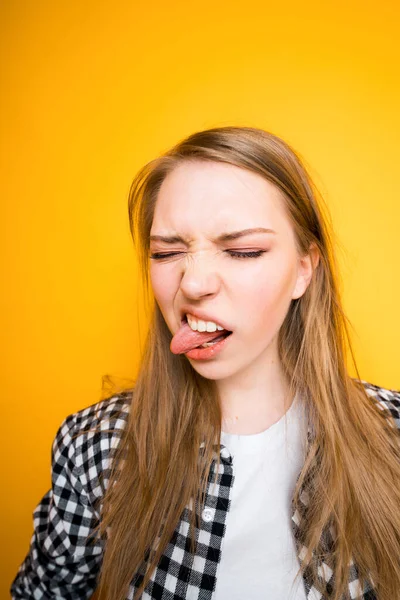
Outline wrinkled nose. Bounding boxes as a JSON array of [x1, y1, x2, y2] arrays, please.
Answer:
[[179, 252, 221, 300]]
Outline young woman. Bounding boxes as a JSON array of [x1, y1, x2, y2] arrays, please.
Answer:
[[11, 127, 400, 600]]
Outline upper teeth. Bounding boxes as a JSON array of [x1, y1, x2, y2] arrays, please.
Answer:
[[187, 314, 224, 332]]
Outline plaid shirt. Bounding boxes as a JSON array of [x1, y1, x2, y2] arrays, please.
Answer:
[[11, 379, 400, 600]]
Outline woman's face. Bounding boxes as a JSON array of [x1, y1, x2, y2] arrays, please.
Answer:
[[149, 160, 314, 381]]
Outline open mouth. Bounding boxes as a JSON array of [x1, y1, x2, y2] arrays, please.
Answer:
[[195, 330, 233, 348], [182, 314, 233, 335], [181, 314, 231, 330]]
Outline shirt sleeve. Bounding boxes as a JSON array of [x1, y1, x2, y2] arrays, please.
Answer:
[[10, 413, 103, 599]]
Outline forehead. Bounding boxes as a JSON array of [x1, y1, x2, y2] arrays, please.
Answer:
[[151, 161, 288, 233]]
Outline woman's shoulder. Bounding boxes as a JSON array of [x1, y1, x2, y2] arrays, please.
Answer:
[[358, 378, 400, 429], [59, 389, 133, 438], [52, 389, 134, 504], [56, 389, 133, 448]]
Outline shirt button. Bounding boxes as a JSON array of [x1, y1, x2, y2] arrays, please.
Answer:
[[202, 508, 214, 522]]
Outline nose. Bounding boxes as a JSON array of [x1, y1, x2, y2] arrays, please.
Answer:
[[179, 250, 221, 300]]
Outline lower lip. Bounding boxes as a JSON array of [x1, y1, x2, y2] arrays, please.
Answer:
[[185, 333, 233, 360]]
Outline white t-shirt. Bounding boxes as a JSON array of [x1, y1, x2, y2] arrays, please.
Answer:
[[213, 392, 308, 600]]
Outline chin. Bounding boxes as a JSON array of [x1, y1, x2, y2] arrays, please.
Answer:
[[186, 359, 239, 381]]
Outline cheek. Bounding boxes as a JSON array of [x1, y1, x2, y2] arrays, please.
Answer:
[[243, 267, 296, 328], [149, 267, 173, 306]]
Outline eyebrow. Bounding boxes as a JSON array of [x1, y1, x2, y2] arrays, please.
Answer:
[[149, 227, 277, 244]]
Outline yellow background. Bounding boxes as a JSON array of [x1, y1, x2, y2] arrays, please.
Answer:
[[1, 0, 399, 595]]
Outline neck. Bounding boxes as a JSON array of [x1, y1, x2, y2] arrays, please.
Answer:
[[217, 346, 293, 435]]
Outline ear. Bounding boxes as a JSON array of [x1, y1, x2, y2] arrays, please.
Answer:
[[291, 242, 320, 300]]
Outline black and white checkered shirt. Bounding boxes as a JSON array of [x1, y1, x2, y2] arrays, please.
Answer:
[[11, 379, 400, 599]]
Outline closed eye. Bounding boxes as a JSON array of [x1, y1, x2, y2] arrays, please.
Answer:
[[227, 250, 266, 259], [149, 250, 267, 260]]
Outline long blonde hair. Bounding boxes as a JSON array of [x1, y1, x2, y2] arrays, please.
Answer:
[[95, 127, 400, 600]]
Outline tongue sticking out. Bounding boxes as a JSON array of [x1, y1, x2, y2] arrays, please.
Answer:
[[170, 321, 231, 355]]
